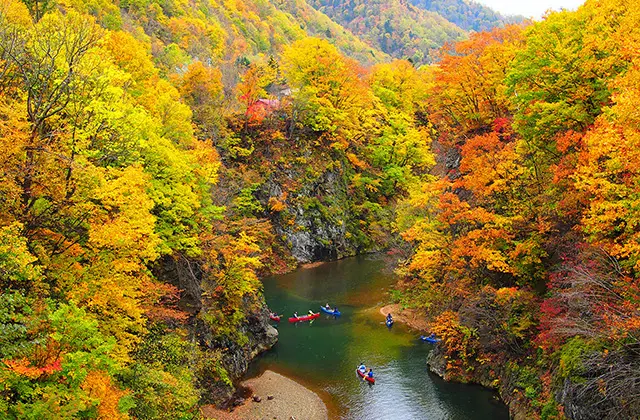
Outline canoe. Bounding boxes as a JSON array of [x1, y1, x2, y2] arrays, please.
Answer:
[[420, 335, 441, 343], [320, 306, 341, 316], [356, 368, 375, 384], [269, 314, 281, 322], [288, 313, 320, 323], [386, 318, 393, 327]]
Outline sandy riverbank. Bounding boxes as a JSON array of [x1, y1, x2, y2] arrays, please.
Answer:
[[380, 303, 430, 332], [301, 261, 326, 269], [201, 370, 328, 420]]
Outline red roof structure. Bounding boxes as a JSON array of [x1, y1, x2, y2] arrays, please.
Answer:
[[246, 98, 281, 122]]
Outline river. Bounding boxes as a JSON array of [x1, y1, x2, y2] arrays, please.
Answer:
[[247, 255, 509, 420]]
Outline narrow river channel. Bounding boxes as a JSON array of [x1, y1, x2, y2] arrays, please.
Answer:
[[247, 255, 509, 419]]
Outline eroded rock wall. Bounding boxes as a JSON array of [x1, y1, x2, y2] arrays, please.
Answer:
[[155, 255, 278, 405]]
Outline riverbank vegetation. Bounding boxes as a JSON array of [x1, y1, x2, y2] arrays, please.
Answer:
[[0, 0, 436, 417], [2, 0, 637, 418], [395, 0, 640, 417]]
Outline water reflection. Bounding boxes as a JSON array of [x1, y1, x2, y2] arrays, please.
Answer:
[[251, 256, 508, 420]]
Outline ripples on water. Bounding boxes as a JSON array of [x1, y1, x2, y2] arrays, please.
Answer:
[[250, 256, 508, 420]]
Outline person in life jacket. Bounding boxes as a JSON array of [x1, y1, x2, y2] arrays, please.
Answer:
[[358, 362, 366, 373]]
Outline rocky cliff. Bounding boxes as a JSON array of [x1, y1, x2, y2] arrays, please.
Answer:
[[155, 255, 278, 405], [260, 166, 361, 263], [426, 347, 533, 420]]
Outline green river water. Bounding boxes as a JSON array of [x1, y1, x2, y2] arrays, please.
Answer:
[[247, 255, 509, 420]]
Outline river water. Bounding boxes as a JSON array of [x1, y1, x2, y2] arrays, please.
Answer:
[[248, 255, 509, 420]]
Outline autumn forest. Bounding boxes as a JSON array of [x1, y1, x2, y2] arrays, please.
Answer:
[[0, 0, 638, 418]]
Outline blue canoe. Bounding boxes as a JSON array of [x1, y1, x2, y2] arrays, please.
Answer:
[[320, 306, 341, 316], [386, 318, 393, 327], [420, 335, 441, 343]]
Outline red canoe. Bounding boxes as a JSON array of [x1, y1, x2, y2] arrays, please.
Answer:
[[356, 368, 375, 384], [269, 314, 281, 322], [288, 313, 320, 323]]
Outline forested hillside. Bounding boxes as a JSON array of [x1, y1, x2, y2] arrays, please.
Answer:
[[63, 0, 389, 73], [0, 0, 431, 417], [308, 0, 466, 64], [409, 0, 523, 32], [394, 0, 640, 418], [4, 0, 638, 419]]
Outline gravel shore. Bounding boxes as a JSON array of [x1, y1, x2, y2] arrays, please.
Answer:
[[201, 370, 328, 420]]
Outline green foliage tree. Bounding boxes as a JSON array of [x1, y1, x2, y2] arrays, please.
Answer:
[[396, 1, 640, 417]]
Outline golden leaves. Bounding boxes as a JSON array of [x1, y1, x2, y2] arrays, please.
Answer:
[[89, 165, 160, 262], [4, 358, 43, 379], [81, 370, 129, 420]]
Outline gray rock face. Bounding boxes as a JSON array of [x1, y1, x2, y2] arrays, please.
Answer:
[[558, 378, 601, 420], [155, 254, 204, 315], [285, 216, 349, 262], [553, 349, 640, 420], [153, 255, 278, 405], [426, 346, 447, 378], [221, 309, 278, 380], [262, 167, 360, 263]]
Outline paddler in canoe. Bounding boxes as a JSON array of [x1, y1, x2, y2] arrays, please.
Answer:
[[358, 362, 366, 374], [356, 364, 375, 383], [386, 312, 393, 327], [289, 311, 320, 322], [321, 304, 341, 316], [269, 311, 281, 322]]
